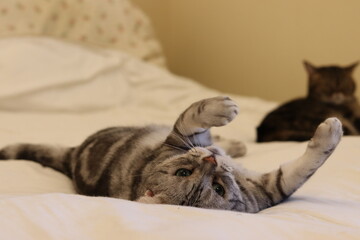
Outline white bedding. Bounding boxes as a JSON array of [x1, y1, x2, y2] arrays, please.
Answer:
[[0, 37, 359, 240]]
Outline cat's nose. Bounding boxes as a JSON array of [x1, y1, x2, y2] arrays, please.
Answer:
[[202, 155, 217, 165]]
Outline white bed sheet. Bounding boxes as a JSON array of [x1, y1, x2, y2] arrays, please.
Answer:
[[0, 37, 359, 240]]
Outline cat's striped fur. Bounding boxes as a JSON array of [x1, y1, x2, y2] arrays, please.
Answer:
[[257, 61, 359, 142], [0, 96, 342, 213]]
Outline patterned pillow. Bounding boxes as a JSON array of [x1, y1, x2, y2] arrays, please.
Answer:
[[0, 0, 166, 66]]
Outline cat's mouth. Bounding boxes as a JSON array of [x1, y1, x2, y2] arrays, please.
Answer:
[[145, 189, 154, 197], [137, 189, 167, 204], [136, 189, 162, 204]]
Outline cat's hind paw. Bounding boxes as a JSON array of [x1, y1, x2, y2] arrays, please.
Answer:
[[213, 135, 247, 158], [225, 140, 247, 158], [308, 117, 343, 153]]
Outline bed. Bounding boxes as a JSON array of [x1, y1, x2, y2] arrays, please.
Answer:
[[0, 1, 359, 239]]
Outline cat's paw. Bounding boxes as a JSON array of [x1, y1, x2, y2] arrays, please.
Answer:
[[200, 96, 239, 128], [225, 140, 247, 158], [213, 135, 246, 158], [308, 118, 343, 154]]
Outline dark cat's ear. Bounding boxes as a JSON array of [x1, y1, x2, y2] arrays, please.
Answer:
[[344, 61, 359, 74], [303, 60, 317, 76]]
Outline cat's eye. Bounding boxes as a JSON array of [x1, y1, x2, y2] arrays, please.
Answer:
[[212, 182, 225, 197], [175, 168, 192, 177]]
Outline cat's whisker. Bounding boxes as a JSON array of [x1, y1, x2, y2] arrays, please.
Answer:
[[163, 143, 188, 152], [184, 122, 203, 149], [169, 131, 193, 150], [177, 122, 196, 149], [189, 148, 200, 156], [179, 124, 205, 154], [169, 133, 191, 150], [176, 122, 202, 155], [179, 120, 201, 148], [127, 171, 157, 179]]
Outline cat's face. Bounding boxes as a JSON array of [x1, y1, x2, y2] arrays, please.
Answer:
[[139, 146, 244, 211], [304, 61, 358, 104]]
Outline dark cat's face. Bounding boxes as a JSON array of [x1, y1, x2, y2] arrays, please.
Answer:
[[304, 61, 358, 104], [138, 146, 244, 211]]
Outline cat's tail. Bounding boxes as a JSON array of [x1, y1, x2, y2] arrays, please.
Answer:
[[0, 143, 75, 177]]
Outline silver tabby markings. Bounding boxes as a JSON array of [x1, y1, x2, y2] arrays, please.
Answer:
[[0, 96, 342, 213]]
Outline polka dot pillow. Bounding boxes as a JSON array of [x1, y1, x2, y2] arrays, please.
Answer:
[[0, 0, 166, 66]]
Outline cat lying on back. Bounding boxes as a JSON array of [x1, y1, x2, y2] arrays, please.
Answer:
[[257, 61, 360, 142], [0, 96, 342, 213]]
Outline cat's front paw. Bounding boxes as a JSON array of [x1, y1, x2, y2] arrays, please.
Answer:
[[308, 118, 343, 153], [200, 96, 239, 128]]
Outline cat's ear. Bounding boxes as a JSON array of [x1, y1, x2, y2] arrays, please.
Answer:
[[303, 60, 317, 76], [345, 61, 359, 74]]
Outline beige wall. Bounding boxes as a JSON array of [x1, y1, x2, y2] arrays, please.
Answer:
[[133, 0, 360, 102]]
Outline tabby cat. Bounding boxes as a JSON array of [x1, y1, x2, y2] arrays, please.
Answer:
[[0, 96, 342, 213], [257, 61, 360, 142]]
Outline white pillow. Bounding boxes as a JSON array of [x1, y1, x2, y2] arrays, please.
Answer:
[[0, 37, 131, 112], [0, 0, 166, 66]]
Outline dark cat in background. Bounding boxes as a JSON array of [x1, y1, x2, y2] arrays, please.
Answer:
[[257, 61, 360, 142]]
